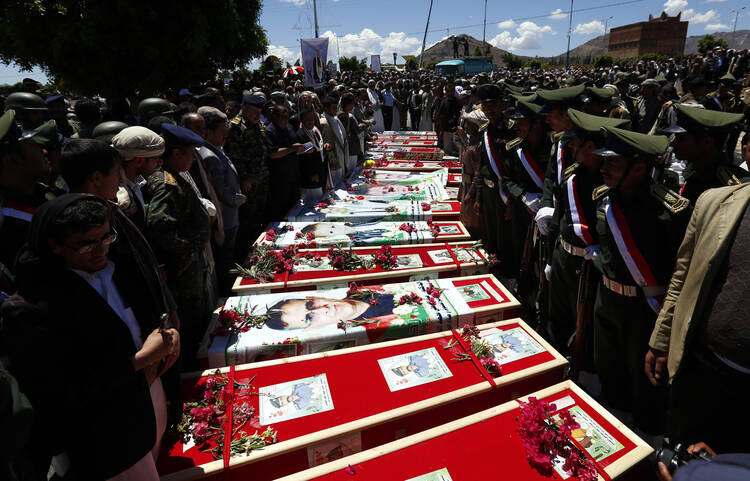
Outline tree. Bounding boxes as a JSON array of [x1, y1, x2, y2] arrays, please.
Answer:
[[404, 57, 419, 71], [502, 52, 523, 69], [0, 0, 268, 98], [294, 59, 301, 67], [593, 55, 614, 68], [338, 56, 367, 72], [473, 46, 483, 57], [697, 34, 729, 54], [524, 59, 542, 70]]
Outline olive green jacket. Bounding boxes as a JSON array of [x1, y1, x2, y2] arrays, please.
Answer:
[[650, 183, 750, 382]]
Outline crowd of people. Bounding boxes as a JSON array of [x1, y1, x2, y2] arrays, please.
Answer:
[[1, 46, 750, 479]]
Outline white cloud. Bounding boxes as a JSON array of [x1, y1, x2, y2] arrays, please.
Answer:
[[574, 20, 605, 35], [497, 19, 517, 29], [663, 0, 688, 15], [684, 9, 720, 23], [321, 29, 422, 61], [549, 8, 567, 20], [267, 44, 300, 65], [280, 0, 308, 5], [705, 23, 730, 30], [489, 21, 556, 51], [705, 0, 726, 3]]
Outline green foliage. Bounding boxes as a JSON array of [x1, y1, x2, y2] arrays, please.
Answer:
[[0, 0, 268, 98], [473, 47, 483, 57], [294, 58, 301, 67], [593, 54, 614, 68], [425, 61, 438, 70], [697, 34, 729, 54], [338, 56, 367, 72], [404, 57, 419, 71], [524, 59, 542, 70], [502, 52, 523, 69]]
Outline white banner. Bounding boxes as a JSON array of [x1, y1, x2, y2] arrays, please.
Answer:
[[301, 37, 329, 87], [371, 54, 381, 72]]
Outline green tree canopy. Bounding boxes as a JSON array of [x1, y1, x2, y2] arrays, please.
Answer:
[[502, 52, 523, 69], [524, 59, 542, 70], [0, 0, 268, 98], [593, 54, 614, 68], [697, 34, 729, 54], [404, 57, 419, 71], [338, 56, 367, 72]]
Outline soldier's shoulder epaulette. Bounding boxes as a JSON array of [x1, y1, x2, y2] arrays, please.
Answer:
[[650, 183, 690, 213], [505, 118, 515, 130], [478, 121, 490, 133], [592, 184, 610, 201], [230, 115, 242, 126], [717, 165, 742, 186], [505, 137, 523, 151], [552, 131, 565, 142], [563, 161, 581, 181]]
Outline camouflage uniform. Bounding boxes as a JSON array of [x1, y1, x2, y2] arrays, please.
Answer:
[[224, 114, 269, 261], [145, 168, 211, 357]]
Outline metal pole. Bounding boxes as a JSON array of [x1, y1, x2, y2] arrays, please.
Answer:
[[313, 0, 319, 38], [419, 0, 435, 68], [733, 7, 745, 48], [605, 16, 612, 35], [482, 0, 488, 52], [565, 0, 574, 70]]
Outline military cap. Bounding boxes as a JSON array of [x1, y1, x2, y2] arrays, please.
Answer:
[[537, 84, 586, 113], [585, 86, 617, 103], [112, 126, 165, 159], [242, 94, 265, 107], [594, 126, 669, 158], [475, 84, 502, 102], [720, 72, 736, 84], [137, 98, 174, 124], [0, 110, 38, 146], [32, 120, 64, 148], [654, 73, 668, 84], [161, 123, 204, 147], [564, 108, 630, 138], [270, 91, 286, 99], [4, 92, 47, 112], [613, 73, 630, 87], [564, 75, 577, 86], [510, 99, 544, 119], [661, 104, 744, 135], [92, 121, 128, 144], [641, 78, 660, 88]]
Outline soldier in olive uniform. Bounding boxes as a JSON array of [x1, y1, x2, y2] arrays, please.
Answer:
[[473, 85, 514, 278], [146, 124, 211, 361], [592, 126, 690, 434], [547, 109, 630, 355], [663, 104, 749, 205], [224, 94, 269, 262], [502, 98, 550, 283]]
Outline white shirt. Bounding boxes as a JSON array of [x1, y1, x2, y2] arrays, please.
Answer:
[[122, 173, 146, 213], [325, 112, 345, 145]]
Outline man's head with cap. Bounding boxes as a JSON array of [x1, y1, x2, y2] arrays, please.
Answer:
[[241, 94, 264, 124], [0, 110, 49, 195], [566, 108, 630, 171], [4, 92, 48, 130], [476, 84, 505, 125], [198, 107, 229, 147], [596, 126, 668, 190], [664, 104, 744, 166], [511, 99, 545, 140], [92, 121, 128, 145], [161, 123, 203, 173], [112, 126, 165, 179], [538, 84, 585, 133]]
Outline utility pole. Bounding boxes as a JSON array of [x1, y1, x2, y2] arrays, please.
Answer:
[[419, 0, 435, 68], [604, 16, 613, 35], [565, 0, 574, 70], [732, 7, 746, 48], [482, 0, 488, 51], [313, 0, 319, 38]]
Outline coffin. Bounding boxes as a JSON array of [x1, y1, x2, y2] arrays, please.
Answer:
[[159, 319, 566, 481], [255, 221, 470, 248], [367, 146, 444, 161], [368, 158, 462, 173], [380, 131, 437, 138], [232, 241, 488, 294], [200, 274, 520, 368], [369, 140, 438, 147], [285, 200, 460, 223], [277, 381, 653, 481]]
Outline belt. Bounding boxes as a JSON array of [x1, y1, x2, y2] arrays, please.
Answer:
[[560, 238, 586, 257], [601, 275, 666, 298]]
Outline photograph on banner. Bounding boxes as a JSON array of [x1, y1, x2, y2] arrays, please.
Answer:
[[301, 37, 328, 87], [208, 279, 473, 367], [406, 468, 454, 481], [293, 252, 422, 272], [457, 283, 492, 302], [264, 221, 435, 248], [334, 181, 448, 202], [378, 347, 453, 392], [481, 326, 545, 365], [259, 373, 334, 425], [371, 54, 381, 72]]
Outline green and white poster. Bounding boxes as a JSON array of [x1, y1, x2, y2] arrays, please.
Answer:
[[378, 347, 453, 392]]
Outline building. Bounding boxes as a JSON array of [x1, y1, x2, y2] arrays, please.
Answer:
[[608, 12, 688, 58]]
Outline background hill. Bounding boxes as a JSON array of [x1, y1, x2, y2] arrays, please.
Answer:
[[418, 34, 518, 66]]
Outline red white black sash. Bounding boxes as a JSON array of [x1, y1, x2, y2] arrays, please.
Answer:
[[602, 197, 664, 314], [516, 146, 544, 189], [565, 174, 594, 245], [555, 140, 565, 184], [1, 200, 35, 222], [483, 131, 509, 204]]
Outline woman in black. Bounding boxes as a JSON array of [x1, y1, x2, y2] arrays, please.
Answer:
[[295, 109, 331, 203]]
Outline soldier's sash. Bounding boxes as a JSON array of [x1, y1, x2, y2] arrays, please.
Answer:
[[1, 200, 35, 222], [565, 174, 594, 245], [483, 131, 509, 204], [516, 146, 544, 189], [603, 197, 664, 314], [555, 140, 565, 184]]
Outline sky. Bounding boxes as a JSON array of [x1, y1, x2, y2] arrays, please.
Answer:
[[1, 0, 748, 84]]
